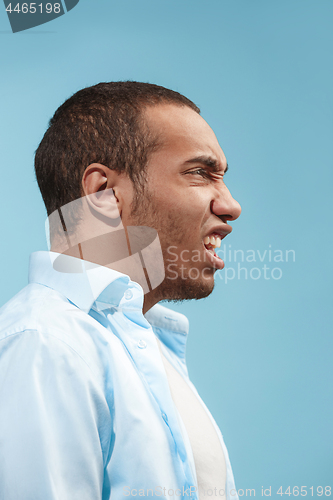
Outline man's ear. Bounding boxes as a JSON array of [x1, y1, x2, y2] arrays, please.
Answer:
[[82, 163, 121, 220]]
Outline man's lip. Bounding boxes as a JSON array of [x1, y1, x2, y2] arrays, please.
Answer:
[[203, 225, 232, 240]]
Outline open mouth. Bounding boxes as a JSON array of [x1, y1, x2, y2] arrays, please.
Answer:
[[203, 234, 222, 257], [202, 233, 226, 270]]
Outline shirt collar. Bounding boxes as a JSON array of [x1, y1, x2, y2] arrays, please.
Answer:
[[28, 251, 144, 313], [28, 251, 189, 362], [28, 252, 188, 329]]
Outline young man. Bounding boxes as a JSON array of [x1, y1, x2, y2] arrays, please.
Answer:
[[0, 82, 241, 500]]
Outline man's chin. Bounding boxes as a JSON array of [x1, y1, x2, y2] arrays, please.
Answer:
[[160, 274, 215, 302]]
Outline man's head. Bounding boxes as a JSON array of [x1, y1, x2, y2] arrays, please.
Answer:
[[35, 82, 241, 311]]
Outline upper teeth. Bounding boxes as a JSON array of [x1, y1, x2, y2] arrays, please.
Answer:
[[204, 235, 221, 248]]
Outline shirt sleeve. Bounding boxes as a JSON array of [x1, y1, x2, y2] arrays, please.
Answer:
[[0, 329, 111, 500]]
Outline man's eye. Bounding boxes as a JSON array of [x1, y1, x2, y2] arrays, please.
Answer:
[[189, 168, 208, 177]]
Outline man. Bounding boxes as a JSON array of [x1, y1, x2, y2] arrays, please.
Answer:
[[0, 82, 241, 499]]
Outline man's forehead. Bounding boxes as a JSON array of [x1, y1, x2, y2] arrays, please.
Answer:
[[144, 103, 210, 134], [144, 104, 227, 167]]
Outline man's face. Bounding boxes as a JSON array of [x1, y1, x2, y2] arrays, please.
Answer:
[[124, 104, 241, 302]]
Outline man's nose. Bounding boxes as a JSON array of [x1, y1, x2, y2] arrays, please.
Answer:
[[211, 185, 242, 222]]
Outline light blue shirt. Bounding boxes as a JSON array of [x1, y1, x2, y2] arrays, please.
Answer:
[[0, 252, 237, 500]]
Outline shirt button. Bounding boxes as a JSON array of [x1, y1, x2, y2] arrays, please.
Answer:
[[162, 412, 168, 422], [137, 340, 147, 349], [124, 290, 133, 300]]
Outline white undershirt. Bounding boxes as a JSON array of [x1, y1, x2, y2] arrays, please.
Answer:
[[157, 341, 227, 500]]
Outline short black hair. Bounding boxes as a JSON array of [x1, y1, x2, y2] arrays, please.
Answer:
[[35, 81, 200, 221]]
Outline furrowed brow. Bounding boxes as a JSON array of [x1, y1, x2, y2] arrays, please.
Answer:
[[185, 155, 228, 174]]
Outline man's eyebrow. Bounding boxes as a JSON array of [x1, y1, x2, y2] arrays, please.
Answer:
[[184, 155, 229, 174]]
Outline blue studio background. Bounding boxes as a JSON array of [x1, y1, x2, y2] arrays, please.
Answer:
[[0, 0, 332, 495]]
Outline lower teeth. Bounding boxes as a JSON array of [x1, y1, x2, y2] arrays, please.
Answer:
[[205, 245, 216, 256]]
